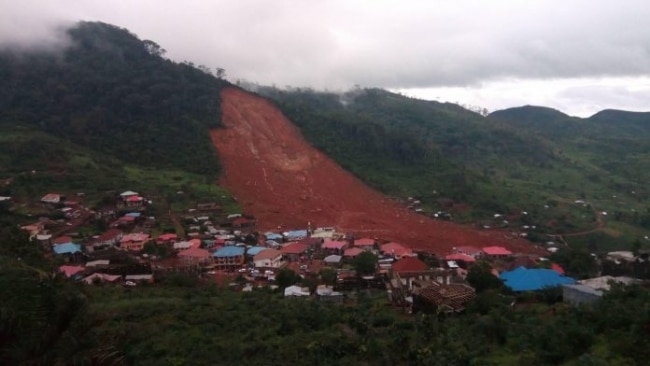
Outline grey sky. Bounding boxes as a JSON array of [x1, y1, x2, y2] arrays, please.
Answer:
[[2, 0, 649, 116]]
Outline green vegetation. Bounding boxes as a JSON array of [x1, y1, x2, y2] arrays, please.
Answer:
[[254, 87, 650, 250], [2, 224, 650, 365], [0, 21, 228, 177]]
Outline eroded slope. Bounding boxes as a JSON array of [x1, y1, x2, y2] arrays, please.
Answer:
[[211, 87, 539, 255]]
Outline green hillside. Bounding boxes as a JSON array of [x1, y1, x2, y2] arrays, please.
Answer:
[[0, 21, 228, 177], [256, 87, 650, 249]]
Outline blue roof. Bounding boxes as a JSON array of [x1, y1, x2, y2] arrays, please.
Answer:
[[125, 212, 141, 217], [265, 232, 283, 240], [53, 243, 81, 255], [284, 230, 308, 239], [246, 246, 267, 256], [500, 266, 575, 291], [213, 246, 245, 258]]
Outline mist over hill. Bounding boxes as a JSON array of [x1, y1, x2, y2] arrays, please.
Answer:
[[2, 20, 650, 243]]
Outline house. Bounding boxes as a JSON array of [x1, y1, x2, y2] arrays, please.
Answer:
[[53, 243, 81, 255], [178, 247, 213, 266], [482, 246, 512, 258], [284, 285, 310, 297], [499, 266, 575, 292], [284, 230, 308, 241], [82, 273, 122, 285], [125, 274, 154, 283], [246, 246, 268, 257], [322, 240, 347, 254], [85, 259, 110, 268], [454, 246, 483, 258], [125, 195, 145, 208], [381, 242, 414, 259], [264, 232, 283, 242], [391, 257, 450, 290], [563, 284, 603, 305], [173, 241, 193, 250], [324, 254, 343, 265], [156, 233, 178, 245], [119, 191, 139, 200], [316, 285, 344, 303], [281, 242, 309, 261], [253, 248, 284, 268], [21, 222, 45, 238], [354, 238, 376, 248], [343, 247, 364, 258], [578, 275, 642, 291], [59, 265, 85, 278], [213, 246, 245, 268], [412, 282, 476, 313], [41, 193, 62, 204], [311, 227, 337, 240], [119, 233, 150, 251], [35, 234, 52, 245], [444, 253, 476, 264], [87, 229, 123, 252]]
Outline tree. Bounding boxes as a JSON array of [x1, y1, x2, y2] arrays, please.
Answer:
[[352, 252, 378, 276], [466, 261, 503, 293], [319, 268, 338, 287], [276, 268, 300, 289]]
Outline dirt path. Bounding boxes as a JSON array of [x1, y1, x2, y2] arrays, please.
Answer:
[[210, 87, 543, 256]]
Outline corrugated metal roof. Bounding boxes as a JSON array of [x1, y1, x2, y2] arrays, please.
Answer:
[[213, 246, 245, 257], [500, 266, 575, 291]]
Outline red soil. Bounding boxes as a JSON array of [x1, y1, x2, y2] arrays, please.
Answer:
[[210, 87, 544, 256]]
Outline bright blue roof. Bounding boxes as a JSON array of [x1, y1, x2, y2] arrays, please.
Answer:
[[213, 246, 245, 257], [500, 266, 575, 291], [53, 243, 81, 255], [265, 232, 283, 240], [125, 212, 141, 217], [246, 246, 267, 256], [284, 230, 308, 239]]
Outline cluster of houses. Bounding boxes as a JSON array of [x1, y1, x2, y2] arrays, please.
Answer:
[[15, 189, 646, 313]]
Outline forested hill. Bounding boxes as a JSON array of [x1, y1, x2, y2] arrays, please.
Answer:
[[0, 21, 229, 176], [256, 86, 562, 211]]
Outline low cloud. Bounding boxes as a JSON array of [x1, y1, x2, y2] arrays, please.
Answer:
[[2, 0, 650, 113]]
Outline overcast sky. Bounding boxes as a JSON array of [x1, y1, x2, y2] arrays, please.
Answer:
[[2, 0, 650, 116]]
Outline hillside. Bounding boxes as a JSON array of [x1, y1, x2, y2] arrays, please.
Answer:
[[256, 87, 650, 250], [212, 87, 538, 254], [0, 21, 228, 177]]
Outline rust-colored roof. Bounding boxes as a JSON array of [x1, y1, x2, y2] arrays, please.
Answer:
[[414, 283, 476, 312], [392, 257, 428, 273], [254, 248, 282, 261], [281, 242, 308, 254]]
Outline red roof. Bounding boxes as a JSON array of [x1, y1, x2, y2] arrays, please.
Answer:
[[354, 238, 376, 247], [343, 247, 363, 257], [189, 238, 202, 249], [97, 229, 123, 241], [482, 246, 512, 255], [126, 196, 143, 202], [281, 242, 308, 254], [392, 257, 429, 273], [59, 265, 84, 277], [53, 236, 73, 245], [551, 263, 566, 274], [445, 253, 476, 262], [381, 242, 414, 258], [157, 233, 178, 242], [178, 247, 211, 259], [322, 240, 347, 250], [455, 246, 483, 256]]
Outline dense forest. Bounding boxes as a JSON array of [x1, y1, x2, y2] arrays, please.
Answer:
[[0, 21, 229, 177]]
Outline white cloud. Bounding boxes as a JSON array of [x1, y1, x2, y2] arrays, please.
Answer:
[[1, 0, 650, 113]]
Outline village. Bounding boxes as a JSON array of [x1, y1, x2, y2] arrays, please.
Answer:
[[11, 189, 647, 314]]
